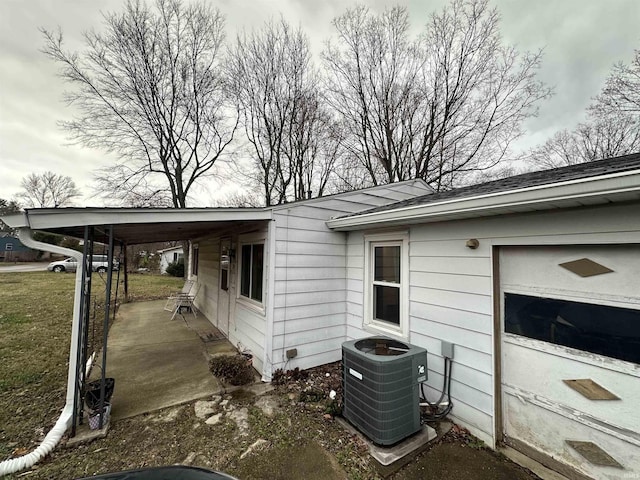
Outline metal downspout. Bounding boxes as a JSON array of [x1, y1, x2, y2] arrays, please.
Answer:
[[263, 218, 277, 382], [0, 227, 85, 476]]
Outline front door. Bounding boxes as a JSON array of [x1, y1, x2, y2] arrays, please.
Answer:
[[217, 239, 231, 336], [500, 245, 640, 479]]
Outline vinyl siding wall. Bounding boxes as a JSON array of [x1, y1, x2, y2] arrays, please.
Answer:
[[344, 202, 640, 447], [270, 181, 432, 376]]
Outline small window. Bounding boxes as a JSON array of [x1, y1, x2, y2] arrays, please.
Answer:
[[364, 233, 408, 337], [5, 243, 13, 251], [373, 245, 401, 324], [240, 243, 264, 303], [505, 293, 640, 365], [191, 245, 199, 276]]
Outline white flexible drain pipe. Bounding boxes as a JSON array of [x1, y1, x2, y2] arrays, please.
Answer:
[[0, 227, 85, 476]]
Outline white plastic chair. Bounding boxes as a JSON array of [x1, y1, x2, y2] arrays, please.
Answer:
[[171, 283, 201, 320], [163, 280, 195, 312]]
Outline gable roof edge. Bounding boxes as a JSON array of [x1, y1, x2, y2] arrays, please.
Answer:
[[327, 167, 640, 230]]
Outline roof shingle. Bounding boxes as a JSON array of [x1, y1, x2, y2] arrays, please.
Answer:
[[342, 152, 640, 217]]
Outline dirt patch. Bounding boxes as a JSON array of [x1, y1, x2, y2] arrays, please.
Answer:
[[232, 441, 348, 480], [392, 440, 540, 480], [5, 358, 539, 480]]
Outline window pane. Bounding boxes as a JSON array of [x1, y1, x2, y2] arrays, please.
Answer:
[[251, 244, 264, 302], [374, 246, 400, 283], [192, 248, 199, 275], [240, 244, 251, 297], [220, 269, 228, 291], [374, 285, 400, 325], [505, 293, 640, 364]]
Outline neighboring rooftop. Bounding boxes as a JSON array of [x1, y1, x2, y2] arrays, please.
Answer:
[[339, 152, 640, 218]]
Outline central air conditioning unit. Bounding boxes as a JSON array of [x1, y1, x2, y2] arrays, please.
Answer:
[[342, 336, 427, 446]]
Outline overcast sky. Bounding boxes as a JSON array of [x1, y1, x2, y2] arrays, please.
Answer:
[[1, 0, 639, 206]]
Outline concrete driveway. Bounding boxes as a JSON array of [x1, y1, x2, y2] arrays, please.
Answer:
[[0, 261, 48, 272], [104, 300, 234, 420]]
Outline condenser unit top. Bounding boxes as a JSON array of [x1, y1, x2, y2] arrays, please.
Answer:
[[343, 336, 427, 364]]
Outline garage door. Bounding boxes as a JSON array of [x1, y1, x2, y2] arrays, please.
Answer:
[[500, 245, 640, 479]]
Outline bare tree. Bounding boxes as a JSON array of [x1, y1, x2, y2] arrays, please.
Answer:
[[596, 49, 640, 115], [93, 164, 174, 207], [286, 91, 342, 200], [529, 113, 640, 169], [0, 199, 21, 233], [323, 0, 551, 190], [17, 171, 80, 208], [228, 18, 337, 205], [529, 48, 640, 170], [42, 0, 237, 208]]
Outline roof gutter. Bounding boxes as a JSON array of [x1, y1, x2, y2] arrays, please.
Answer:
[[0, 226, 85, 476], [327, 169, 640, 231]]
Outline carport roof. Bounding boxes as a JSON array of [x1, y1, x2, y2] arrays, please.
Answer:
[[2, 207, 272, 244]]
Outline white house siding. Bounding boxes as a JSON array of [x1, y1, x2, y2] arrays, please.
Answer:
[[192, 223, 271, 375], [270, 181, 432, 377], [192, 237, 220, 327], [344, 202, 640, 448]]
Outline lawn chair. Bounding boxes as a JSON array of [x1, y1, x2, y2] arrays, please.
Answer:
[[171, 283, 201, 320], [163, 280, 195, 312]]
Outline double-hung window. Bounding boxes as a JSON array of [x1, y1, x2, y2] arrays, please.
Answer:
[[240, 242, 264, 304], [364, 233, 408, 337]]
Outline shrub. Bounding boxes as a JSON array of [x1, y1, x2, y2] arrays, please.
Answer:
[[165, 259, 184, 277], [209, 355, 254, 385]]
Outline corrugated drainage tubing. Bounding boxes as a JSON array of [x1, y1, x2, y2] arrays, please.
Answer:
[[0, 227, 84, 476]]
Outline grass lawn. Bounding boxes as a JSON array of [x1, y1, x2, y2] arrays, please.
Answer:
[[0, 271, 183, 463]]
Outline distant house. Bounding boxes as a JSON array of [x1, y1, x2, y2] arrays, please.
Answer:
[[158, 246, 184, 274], [0, 233, 38, 262], [4, 154, 640, 479]]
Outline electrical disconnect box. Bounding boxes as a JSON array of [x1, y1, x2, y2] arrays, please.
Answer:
[[441, 341, 454, 359]]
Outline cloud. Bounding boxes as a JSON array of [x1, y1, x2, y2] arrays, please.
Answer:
[[1, 0, 639, 205]]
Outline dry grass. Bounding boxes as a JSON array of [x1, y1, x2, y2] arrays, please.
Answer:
[[0, 271, 183, 462]]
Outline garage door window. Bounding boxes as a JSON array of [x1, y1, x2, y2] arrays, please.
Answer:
[[505, 293, 640, 364]]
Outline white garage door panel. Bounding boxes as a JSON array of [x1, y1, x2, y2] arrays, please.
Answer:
[[504, 335, 640, 435], [500, 245, 640, 479], [504, 392, 639, 479], [501, 245, 640, 301]]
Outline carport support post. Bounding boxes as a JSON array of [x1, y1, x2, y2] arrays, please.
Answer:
[[72, 226, 94, 436], [98, 225, 115, 429], [123, 243, 129, 302]]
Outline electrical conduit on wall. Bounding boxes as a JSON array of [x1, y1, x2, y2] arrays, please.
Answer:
[[0, 227, 85, 476]]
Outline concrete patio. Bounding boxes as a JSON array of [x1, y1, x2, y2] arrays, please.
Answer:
[[103, 300, 237, 420]]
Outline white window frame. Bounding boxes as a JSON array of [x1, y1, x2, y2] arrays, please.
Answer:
[[363, 232, 409, 339], [190, 243, 199, 278], [237, 233, 266, 312]]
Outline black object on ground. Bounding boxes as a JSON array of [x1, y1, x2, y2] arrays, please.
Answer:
[[85, 378, 115, 411], [74, 465, 238, 480]]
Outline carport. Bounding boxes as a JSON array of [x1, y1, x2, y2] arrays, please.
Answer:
[[2, 207, 272, 436]]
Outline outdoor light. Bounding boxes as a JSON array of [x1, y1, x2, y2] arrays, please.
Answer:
[[466, 238, 480, 249]]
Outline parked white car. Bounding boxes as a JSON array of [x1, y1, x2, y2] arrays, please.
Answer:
[[47, 255, 118, 273]]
